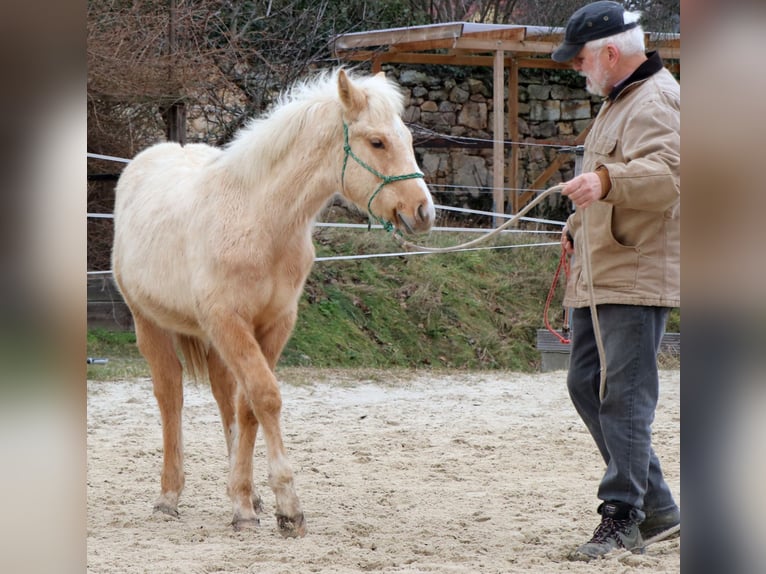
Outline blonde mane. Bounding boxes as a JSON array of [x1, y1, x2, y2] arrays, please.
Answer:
[[220, 69, 405, 184]]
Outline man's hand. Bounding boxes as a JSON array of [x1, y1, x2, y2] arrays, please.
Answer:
[[561, 171, 604, 209], [561, 225, 574, 256]]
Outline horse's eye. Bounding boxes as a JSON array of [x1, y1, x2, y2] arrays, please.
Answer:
[[370, 138, 385, 150]]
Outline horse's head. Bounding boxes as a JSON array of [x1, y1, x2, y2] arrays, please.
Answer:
[[337, 70, 435, 235]]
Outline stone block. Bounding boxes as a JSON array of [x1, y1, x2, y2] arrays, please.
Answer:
[[561, 100, 591, 120], [399, 69, 434, 86], [557, 121, 574, 136], [449, 86, 470, 104], [439, 101, 458, 112], [429, 89, 448, 101], [467, 78, 489, 96], [451, 153, 489, 190], [527, 84, 552, 100], [458, 101, 488, 130], [530, 121, 556, 139], [550, 85, 589, 100], [421, 152, 445, 176], [529, 100, 560, 121], [402, 106, 420, 123]]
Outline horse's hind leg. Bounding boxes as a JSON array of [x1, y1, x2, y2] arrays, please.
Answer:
[[204, 311, 305, 537], [134, 312, 185, 517], [208, 347, 264, 524]]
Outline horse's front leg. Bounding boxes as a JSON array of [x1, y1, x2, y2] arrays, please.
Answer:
[[206, 311, 305, 537], [134, 313, 185, 517], [258, 312, 305, 535], [208, 347, 264, 522]]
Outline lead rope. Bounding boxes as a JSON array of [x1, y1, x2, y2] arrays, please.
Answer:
[[580, 207, 608, 401], [569, 145, 607, 401], [544, 248, 571, 344], [395, 184, 565, 253]]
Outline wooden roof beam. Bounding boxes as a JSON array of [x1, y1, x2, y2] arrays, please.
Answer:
[[333, 23, 464, 51]]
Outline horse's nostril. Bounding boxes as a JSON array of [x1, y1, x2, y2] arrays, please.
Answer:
[[417, 203, 427, 222]]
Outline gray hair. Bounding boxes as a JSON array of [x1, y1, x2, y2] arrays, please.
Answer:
[[586, 10, 645, 56]]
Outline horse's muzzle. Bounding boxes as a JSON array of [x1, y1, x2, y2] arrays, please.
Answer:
[[397, 200, 435, 234]]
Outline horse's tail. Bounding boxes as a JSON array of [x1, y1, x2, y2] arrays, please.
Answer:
[[175, 334, 209, 382]]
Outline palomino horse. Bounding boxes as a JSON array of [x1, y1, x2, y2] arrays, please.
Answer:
[[112, 69, 435, 537]]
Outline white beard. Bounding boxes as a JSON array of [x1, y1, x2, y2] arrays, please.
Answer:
[[581, 64, 610, 97]]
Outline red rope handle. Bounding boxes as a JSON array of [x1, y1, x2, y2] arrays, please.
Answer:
[[543, 248, 571, 344]]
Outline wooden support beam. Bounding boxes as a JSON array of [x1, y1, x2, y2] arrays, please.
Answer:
[[455, 37, 559, 54], [508, 56, 519, 214], [492, 49, 504, 227]]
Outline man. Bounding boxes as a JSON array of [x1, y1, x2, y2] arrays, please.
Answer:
[[552, 1, 681, 561]]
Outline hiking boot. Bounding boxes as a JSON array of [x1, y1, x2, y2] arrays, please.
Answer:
[[572, 501, 644, 561], [640, 506, 680, 540]]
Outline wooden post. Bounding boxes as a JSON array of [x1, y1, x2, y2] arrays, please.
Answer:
[[507, 56, 519, 214], [492, 48, 504, 227], [164, 103, 186, 144], [164, 0, 186, 144]]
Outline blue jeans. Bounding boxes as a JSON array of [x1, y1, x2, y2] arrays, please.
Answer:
[[567, 304, 677, 515]]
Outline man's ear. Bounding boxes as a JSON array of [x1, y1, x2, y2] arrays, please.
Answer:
[[338, 69, 367, 121], [606, 44, 619, 64]]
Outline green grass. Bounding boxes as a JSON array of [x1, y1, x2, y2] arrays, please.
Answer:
[[87, 227, 680, 377], [282, 227, 563, 370], [86, 329, 150, 380]]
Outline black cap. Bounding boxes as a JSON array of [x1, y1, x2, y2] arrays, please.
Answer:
[[552, 1, 639, 63]]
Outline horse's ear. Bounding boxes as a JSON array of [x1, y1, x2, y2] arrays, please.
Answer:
[[338, 69, 367, 120], [375, 71, 386, 79]]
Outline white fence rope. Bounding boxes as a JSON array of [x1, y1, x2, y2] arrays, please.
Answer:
[[87, 152, 131, 163], [88, 240, 560, 277], [409, 123, 577, 150]]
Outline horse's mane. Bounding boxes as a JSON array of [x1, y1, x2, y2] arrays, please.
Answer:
[[220, 69, 405, 184]]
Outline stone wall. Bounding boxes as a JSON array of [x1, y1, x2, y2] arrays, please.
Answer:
[[384, 65, 603, 219]]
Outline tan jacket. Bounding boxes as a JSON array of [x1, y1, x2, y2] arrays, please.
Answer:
[[564, 55, 680, 308]]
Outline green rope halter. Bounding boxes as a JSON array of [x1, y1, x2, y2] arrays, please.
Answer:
[[341, 122, 425, 232]]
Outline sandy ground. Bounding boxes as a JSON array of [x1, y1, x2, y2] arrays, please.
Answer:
[[87, 369, 680, 573]]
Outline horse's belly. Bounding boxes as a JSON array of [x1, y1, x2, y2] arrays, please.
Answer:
[[119, 279, 204, 337]]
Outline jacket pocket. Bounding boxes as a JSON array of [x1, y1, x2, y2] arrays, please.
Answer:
[[588, 243, 639, 289], [588, 134, 618, 155], [579, 205, 638, 289]]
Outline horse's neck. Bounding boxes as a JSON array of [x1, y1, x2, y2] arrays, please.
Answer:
[[221, 112, 343, 226]]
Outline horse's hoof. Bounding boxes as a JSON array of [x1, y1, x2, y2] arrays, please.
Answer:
[[276, 513, 306, 538], [153, 503, 179, 518], [231, 517, 260, 532], [252, 495, 265, 515]]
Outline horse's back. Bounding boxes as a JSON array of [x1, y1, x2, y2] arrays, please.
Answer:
[[115, 142, 215, 217], [113, 141, 219, 334]]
